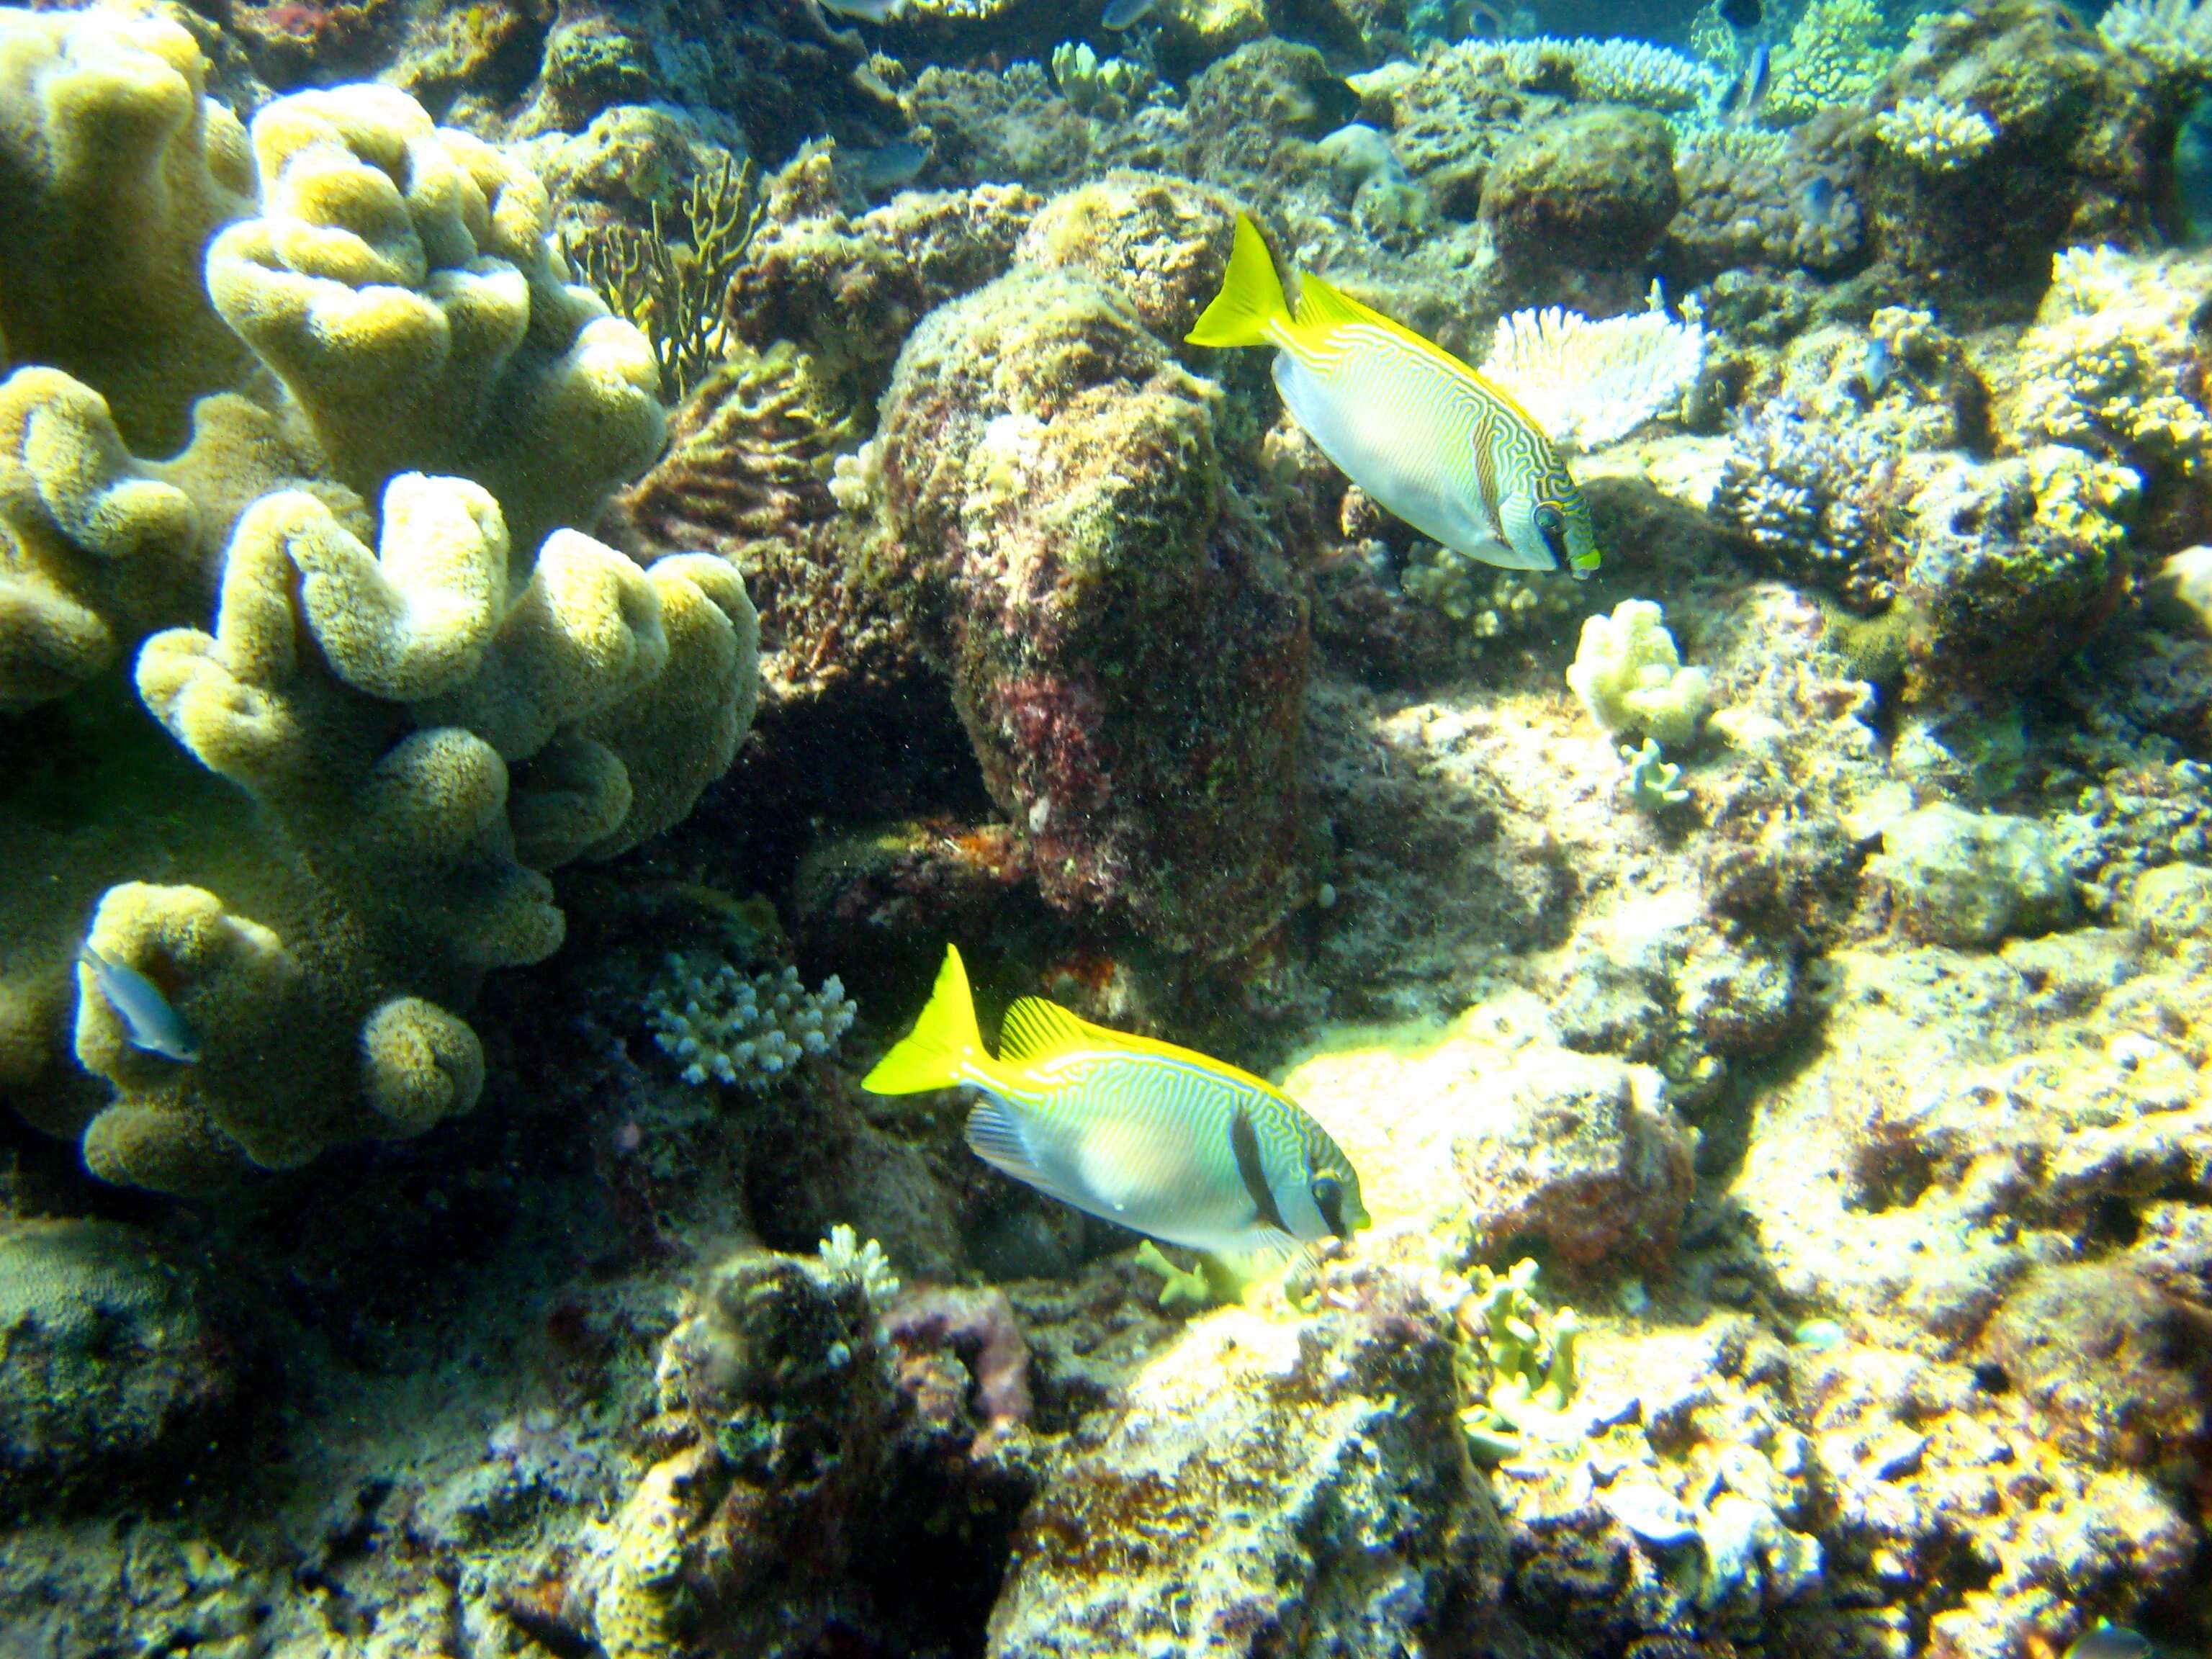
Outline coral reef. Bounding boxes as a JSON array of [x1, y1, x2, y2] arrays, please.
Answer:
[[1866, 803, 2074, 947], [1479, 105, 1679, 308], [0, 1218, 242, 1505], [1568, 599, 1714, 747]]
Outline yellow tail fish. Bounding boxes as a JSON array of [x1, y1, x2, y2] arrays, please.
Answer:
[[1188, 210, 1600, 580], [864, 945, 1369, 1259]]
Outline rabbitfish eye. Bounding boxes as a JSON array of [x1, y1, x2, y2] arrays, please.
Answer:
[[1311, 1174, 1346, 1235], [1534, 504, 1568, 565]]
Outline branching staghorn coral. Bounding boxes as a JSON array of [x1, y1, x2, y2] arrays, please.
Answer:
[[1765, 0, 1889, 123], [1479, 289, 1705, 451], [0, 11, 759, 1194], [1872, 96, 1999, 171], [563, 156, 765, 405], [1498, 36, 1717, 111], [645, 953, 855, 1087], [2099, 0, 2212, 85]]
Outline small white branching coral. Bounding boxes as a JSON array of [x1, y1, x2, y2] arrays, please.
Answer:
[[1500, 37, 1717, 110], [1480, 287, 1706, 451], [645, 954, 856, 1087], [1871, 97, 1997, 172], [818, 1223, 902, 1311], [1568, 599, 1712, 746]]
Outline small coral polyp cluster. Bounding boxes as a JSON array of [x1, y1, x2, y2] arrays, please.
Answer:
[[0, 9, 755, 1192]]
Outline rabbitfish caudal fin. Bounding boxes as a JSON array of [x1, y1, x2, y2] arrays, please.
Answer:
[[863, 944, 986, 1093], [1187, 212, 1293, 349]]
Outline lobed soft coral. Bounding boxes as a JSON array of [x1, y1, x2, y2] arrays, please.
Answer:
[[0, 11, 759, 1193]]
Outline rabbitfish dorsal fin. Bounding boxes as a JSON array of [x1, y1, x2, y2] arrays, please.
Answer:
[[997, 996, 1097, 1064], [1292, 270, 1384, 337]]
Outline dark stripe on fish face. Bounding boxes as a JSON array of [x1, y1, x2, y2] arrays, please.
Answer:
[[1230, 1105, 1291, 1235]]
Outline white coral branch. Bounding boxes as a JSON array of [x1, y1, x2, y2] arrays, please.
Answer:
[[1480, 289, 1706, 451]]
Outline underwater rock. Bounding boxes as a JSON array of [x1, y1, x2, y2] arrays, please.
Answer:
[[1851, 0, 2175, 297], [585, 1250, 895, 1659], [1182, 39, 1359, 180], [875, 265, 1309, 958], [1480, 105, 1678, 308], [1979, 1259, 2212, 1474], [986, 1262, 1505, 1659], [1867, 803, 2073, 948], [1457, 1048, 1698, 1271], [1017, 171, 1242, 342], [727, 144, 1039, 408], [0, 1218, 241, 1506]]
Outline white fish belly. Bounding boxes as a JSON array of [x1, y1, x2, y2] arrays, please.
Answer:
[[1273, 348, 1522, 567], [1010, 1065, 1276, 1254]]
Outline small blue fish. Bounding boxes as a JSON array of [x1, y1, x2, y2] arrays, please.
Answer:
[[1729, 41, 1771, 123], [853, 140, 928, 194], [1798, 173, 1843, 229], [78, 943, 199, 1063], [1103, 0, 1157, 28], [1862, 336, 1894, 395]]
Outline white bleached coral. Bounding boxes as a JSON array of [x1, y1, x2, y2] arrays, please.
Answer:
[[1567, 599, 1713, 746], [1871, 97, 1999, 172], [644, 955, 856, 1087], [2098, 0, 2212, 81], [1480, 287, 1705, 451], [1498, 36, 1717, 111]]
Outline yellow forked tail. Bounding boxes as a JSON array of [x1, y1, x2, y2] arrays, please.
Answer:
[[1187, 211, 1292, 349], [863, 945, 986, 1093]]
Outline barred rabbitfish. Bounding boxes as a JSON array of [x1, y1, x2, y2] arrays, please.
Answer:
[[864, 945, 1369, 1259], [1187, 210, 1600, 578]]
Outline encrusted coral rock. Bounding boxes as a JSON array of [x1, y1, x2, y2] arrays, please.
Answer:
[[0, 1218, 240, 1503], [1454, 1048, 1698, 1269], [986, 1264, 1495, 1659], [1867, 803, 2073, 947], [1017, 171, 1240, 341], [875, 266, 1308, 957], [1980, 1259, 2212, 1473], [1480, 105, 1678, 303], [584, 1249, 895, 1659]]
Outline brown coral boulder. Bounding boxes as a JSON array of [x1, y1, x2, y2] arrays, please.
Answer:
[[1454, 1048, 1698, 1270], [875, 266, 1310, 959], [1979, 1259, 2212, 1475], [1480, 106, 1678, 294]]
